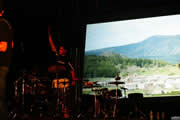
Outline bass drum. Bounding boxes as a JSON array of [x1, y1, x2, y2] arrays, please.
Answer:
[[109, 89, 122, 98]]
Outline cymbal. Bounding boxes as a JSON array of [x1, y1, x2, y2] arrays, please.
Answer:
[[91, 88, 104, 92], [108, 81, 125, 85], [83, 84, 101, 88], [84, 81, 97, 86], [91, 86, 106, 91]]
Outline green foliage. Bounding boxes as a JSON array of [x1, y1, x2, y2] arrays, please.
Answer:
[[84, 54, 170, 78], [84, 55, 117, 77], [178, 63, 180, 69]]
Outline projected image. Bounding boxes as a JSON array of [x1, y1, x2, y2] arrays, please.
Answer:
[[83, 14, 180, 97]]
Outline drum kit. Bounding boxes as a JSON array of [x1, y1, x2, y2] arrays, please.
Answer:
[[12, 65, 76, 119], [83, 76, 128, 119], [12, 65, 128, 119], [14, 71, 50, 112]]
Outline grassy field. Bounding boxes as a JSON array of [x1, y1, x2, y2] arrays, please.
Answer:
[[83, 65, 180, 97], [137, 65, 180, 76]]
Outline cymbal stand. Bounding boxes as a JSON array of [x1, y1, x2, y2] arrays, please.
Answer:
[[62, 79, 70, 118], [113, 83, 119, 119], [94, 90, 97, 118], [92, 87, 101, 118]]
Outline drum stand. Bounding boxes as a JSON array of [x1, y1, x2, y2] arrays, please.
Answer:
[[113, 83, 119, 119], [92, 87, 101, 118], [55, 74, 61, 112], [94, 90, 98, 118], [61, 80, 69, 118], [109, 80, 125, 119], [54, 77, 69, 119], [52, 76, 61, 119]]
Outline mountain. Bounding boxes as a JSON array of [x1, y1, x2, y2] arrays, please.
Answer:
[[85, 35, 180, 64], [99, 51, 127, 58]]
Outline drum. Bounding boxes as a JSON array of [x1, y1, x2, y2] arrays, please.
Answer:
[[109, 89, 122, 98], [52, 78, 70, 88]]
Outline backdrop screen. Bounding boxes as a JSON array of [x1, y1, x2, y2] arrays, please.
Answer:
[[83, 14, 180, 97]]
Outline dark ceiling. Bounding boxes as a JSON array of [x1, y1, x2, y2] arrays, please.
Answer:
[[3, 0, 180, 68]]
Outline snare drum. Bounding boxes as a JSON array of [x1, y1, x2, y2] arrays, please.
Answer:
[[52, 78, 70, 88]]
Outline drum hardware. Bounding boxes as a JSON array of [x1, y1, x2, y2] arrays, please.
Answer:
[[92, 87, 110, 118], [48, 65, 71, 118], [83, 81, 98, 88], [14, 72, 45, 115], [27, 74, 41, 114], [51, 76, 72, 118], [92, 87, 98, 118], [109, 79, 125, 119], [14, 72, 27, 97], [13, 71, 55, 118], [115, 73, 121, 80], [88, 82, 103, 118], [82, 81, 102, 118], [91, 87, 107, 95], [108, 81, 125, 85]]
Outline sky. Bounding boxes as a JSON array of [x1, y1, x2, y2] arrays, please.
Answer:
[[85, 14, 180, 51]]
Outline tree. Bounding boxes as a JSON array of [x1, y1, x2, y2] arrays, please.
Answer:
[[178, 63, 180, 69]]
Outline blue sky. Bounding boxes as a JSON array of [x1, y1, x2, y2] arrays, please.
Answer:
[[85, 14, 180, 51]]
